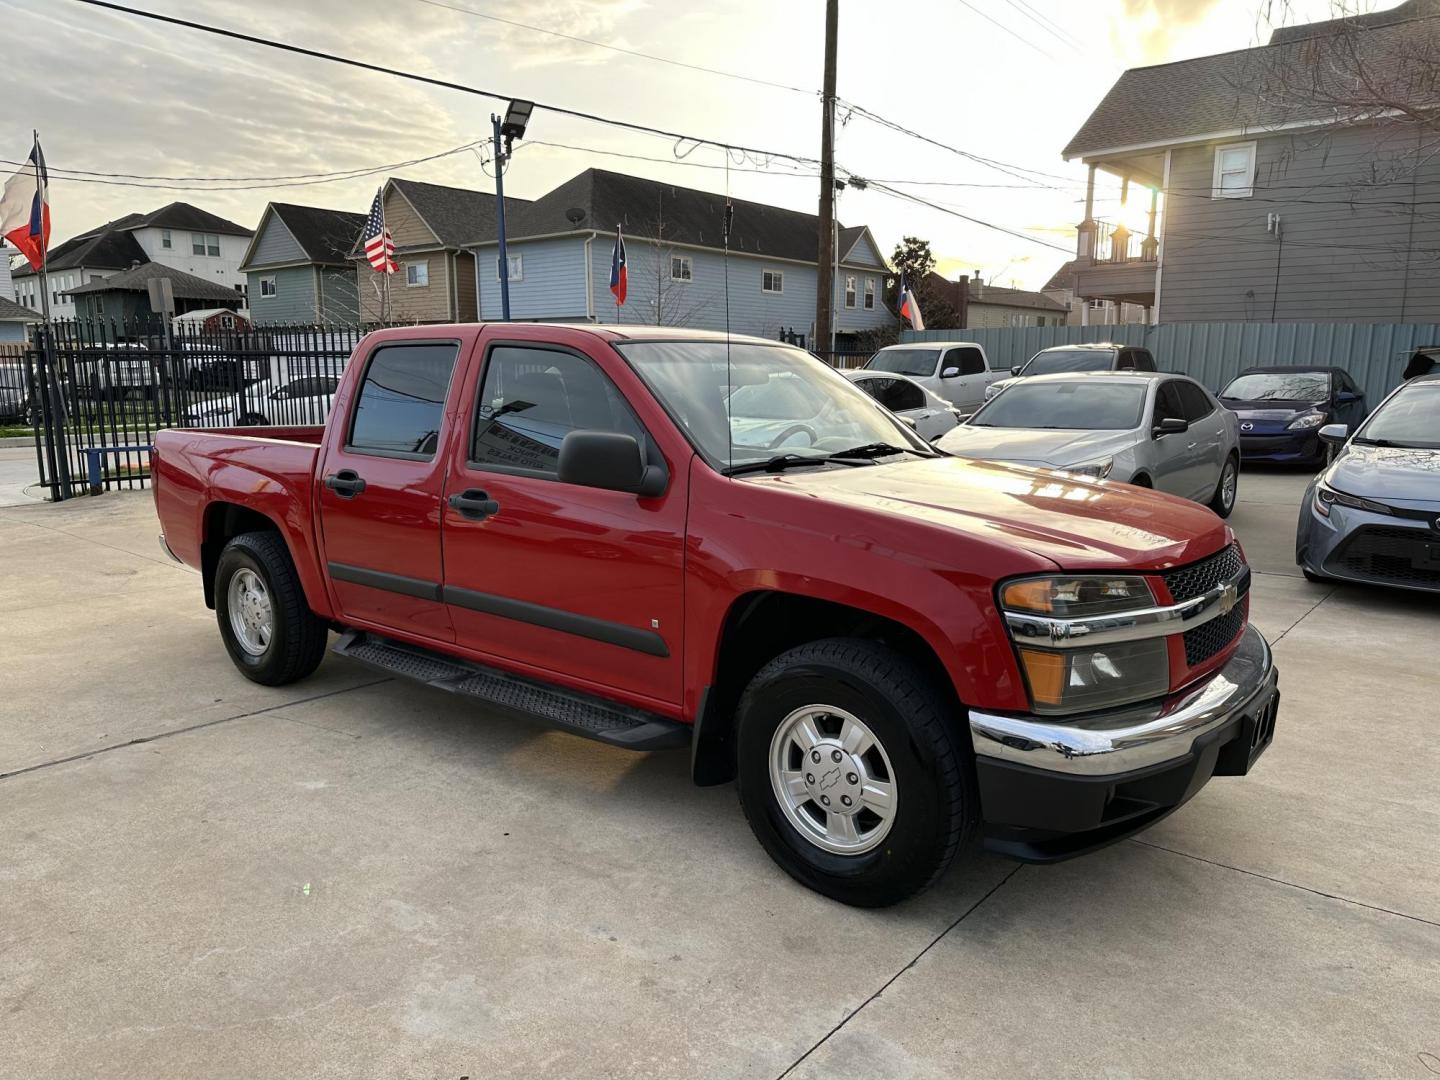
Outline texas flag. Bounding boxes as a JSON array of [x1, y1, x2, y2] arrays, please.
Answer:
[[608, 225, 627, 306], [898, 272, 925, 331], [0, 142, 50, 272]]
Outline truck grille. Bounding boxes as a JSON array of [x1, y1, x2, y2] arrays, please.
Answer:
[[1333, 525, 1440, 589], [1183, 597, 1248, 666], [1162, 543, 1245, 603]]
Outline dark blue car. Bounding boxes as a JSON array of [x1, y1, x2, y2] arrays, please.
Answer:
[[1218, 366, 1366, 466]]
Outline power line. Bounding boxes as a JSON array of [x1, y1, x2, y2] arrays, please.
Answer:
[[408, 0, 815, 96], [865, 181, 1073, 253], [1005, 0, 1084, 53], [953, 0, 1057, 60]]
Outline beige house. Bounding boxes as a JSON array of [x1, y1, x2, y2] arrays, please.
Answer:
[[354, 179, 529, 323]]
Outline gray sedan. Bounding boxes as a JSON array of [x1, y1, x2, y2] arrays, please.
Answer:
[[1296, 373, 1440, 593], [936, 371, 1241, 516]]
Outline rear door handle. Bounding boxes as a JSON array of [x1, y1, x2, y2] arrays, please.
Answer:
[[448, 488, 500, 520], [324, 469, 366, 497]]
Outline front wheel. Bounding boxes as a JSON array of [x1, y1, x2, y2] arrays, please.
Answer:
[[215, 531, 328, 685], [1208, 454, 1239, 518], [735, 638, 976, 907]]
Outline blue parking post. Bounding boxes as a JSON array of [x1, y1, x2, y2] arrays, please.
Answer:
[[87, 449, 103, 496]]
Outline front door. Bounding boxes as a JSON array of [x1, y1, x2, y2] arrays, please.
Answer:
[[440, 338, 688, 708], [1149, 379, 1204, 497], [317, 336, 467, 643], [937, 346, 990, 411]]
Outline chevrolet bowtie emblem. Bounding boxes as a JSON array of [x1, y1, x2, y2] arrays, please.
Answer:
[[1218, 582, 1238, 616]]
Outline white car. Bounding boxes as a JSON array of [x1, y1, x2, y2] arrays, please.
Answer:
[[181, 374, 340, 428], [937, 371, 1241, 516], [863, 341, 1007, 412], [844, 370, 963, 442]]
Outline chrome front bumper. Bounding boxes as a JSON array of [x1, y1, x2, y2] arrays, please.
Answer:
[[969, 624, 1276, 777]]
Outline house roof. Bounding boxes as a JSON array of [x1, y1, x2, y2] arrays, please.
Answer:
[[253, 202, 366, 266], [490, 169, 881, 265], [87, 201, 252, 238], [172, 307, 251, 322], [0, 295, 40, 322], [64, 261, 242, 301], [1268, 0, 1440, 43], [967, 282, 1068, 312], [1064, 4, 1440, 158], [14, 201, 251, 278], [391, 178, 531, 249], [1042, 259, 1083, 292]]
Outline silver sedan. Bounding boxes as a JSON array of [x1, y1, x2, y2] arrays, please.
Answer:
[[844, 370, 964, 442], [936, 371, 1241, 516]]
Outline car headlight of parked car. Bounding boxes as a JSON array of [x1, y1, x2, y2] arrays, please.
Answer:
[[1314, 482, 1391, 517], [1062, 457, 1114, 480], [1287, 410, 1327, 431], [999, 575, 1171, 715]]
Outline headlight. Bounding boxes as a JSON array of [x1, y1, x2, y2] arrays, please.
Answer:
[[1001, 575, 1170, 715], [1314, 482, 1390, 517], [1287, 411, 1326, 431], [1062, 457, 1113, 480]]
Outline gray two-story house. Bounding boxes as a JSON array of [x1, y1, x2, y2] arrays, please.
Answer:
[[1063, 0, 1440, 324], [240, 203, 365, 324]]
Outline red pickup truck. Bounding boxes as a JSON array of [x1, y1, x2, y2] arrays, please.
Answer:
[[154, 323, 1279, 907]]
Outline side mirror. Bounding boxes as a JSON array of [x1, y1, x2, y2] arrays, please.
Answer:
[[1010, 365, 1023, 376], [940, 366, 961, 379], [897, 414, 918, 430], [1318, 423, 1348, 446], [1336, 390, 1359, 403], [557, 431, 667, 497], [1152, 417, 1189, 438]]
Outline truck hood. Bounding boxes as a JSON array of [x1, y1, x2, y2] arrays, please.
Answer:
[[743, 456, 1229, 572], [1326, 442, 1440, 505], [936, 425, 1134, 467]]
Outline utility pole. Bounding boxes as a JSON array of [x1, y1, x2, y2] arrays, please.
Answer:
[[492, 113, 513, 322], [813, 0, 838, 358]]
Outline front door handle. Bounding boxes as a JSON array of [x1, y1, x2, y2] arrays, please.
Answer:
[[325, 469, 366, 498], [448, 488, 500, 520]]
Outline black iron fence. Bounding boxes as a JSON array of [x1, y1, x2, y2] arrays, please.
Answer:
[[21, 319, 374, 500]]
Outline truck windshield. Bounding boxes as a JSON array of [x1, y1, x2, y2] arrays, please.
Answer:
[[617, 341, 929, 472], [969, 380, 1146, 430], [1020, 349, 1115, 375], [865, 348, 939, 378]]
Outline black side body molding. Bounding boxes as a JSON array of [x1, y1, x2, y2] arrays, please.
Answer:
[[327, 563, 441, 602]]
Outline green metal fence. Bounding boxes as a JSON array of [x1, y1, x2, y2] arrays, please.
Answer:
[[900, 322, 1439, 408]]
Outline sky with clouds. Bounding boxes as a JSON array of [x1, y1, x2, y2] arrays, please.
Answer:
[[5, 0, 1341, 290]]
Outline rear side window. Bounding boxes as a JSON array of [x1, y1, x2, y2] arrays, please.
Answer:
[[948, 347, 986, 376], [1131, 350, 1156, 372], [1116, 351, 1136, 370], [347, 342, 459, 458], [859, 376, 925, 412], [471, 345, 644, 478], [1177, 381, 1215, 420]]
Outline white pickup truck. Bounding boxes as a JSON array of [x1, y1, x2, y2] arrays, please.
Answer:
[[863, 341, 1006, 413]]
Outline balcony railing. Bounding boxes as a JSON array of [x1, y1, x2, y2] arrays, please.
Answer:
[[1091, 220, 1157, 265]]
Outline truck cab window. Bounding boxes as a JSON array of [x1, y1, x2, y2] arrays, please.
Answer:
[[347, 343, 459, 458], [951, 348, 986, 376], [471, 346, 644, 477]]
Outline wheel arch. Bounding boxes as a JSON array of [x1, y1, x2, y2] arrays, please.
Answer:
[[200, 501, 287, 609]]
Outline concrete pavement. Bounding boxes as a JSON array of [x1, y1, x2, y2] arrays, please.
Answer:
[[2, 470, 1437, 1079]]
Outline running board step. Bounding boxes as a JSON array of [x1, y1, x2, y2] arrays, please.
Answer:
[[332, 630, 690, 751]]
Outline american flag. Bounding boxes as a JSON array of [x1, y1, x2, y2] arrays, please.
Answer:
[[363, 188, 397, 273]]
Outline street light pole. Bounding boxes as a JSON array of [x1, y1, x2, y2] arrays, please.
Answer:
[[492, 113, 512, 322]]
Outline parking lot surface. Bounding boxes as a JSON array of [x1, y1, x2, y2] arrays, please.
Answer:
[[2, 469, 1437, 1079]]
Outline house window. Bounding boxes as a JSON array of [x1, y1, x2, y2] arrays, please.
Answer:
[[161, 229, 172, 249], [670, 255, 692, 282], [1213, 141, 1257, 198], [192, 232, 221, 256], [1037, 316, 1046, 327], [405, 260, 429, 287], [259, 276, 277, 298], [235, 283, 247, 297], [762, 269, 783, 293], [844, 275, 856, 308], [864, 278, 875, 309], [496, 253, 523, 281]]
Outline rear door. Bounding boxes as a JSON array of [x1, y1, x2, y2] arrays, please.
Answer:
[[439, 337, 688, 707], [316, 336, 467, 643]]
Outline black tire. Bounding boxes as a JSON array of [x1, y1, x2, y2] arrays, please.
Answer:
[[214, 531, 328, 686], [735, 638, 976, 908], [1208, 453, 1239, 518]]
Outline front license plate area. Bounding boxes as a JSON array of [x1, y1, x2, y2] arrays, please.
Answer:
[[1420, 543, 1440, 569]]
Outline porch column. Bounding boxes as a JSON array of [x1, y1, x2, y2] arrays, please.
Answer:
[[1076, 163, 1097, 261], [1110, 176, 1131, 264], [1141, 186, 1160, 261]]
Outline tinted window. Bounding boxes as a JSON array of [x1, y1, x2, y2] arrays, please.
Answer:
[[1154, 381, 1186, 423], [348, 343, 458, 457], [277, 376, 339, 400], [857, 376, 925, 412], [947, 347, 986, 377], [866, 348, 939, 378], [1221, 371, 1330, 402], [1132, 350, 1157, 372], [1021, 348, 1116, 375], [1177, 381, 1215, 421], [1116, 351, 1136, 370], [471, 346, 643, 477], [969, 380, 1146, 431]]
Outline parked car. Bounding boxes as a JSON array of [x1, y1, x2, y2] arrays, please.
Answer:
[[73, 342, 157, 401], [153, 325, 1278, 907], [939, 371, 1241, 516], [1295, 373, 1440, 592], [180, 375, 340, 428], [844, 370, 963, 442], [0, 365, 30, 424], [1218, 366, 1365, 466], [863, 341, 1006, 412], [983, 343, 1158, 403]]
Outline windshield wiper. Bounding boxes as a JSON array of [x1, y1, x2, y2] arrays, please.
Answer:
[[826, 441, 930, 461], [725, 453, 836, 476]]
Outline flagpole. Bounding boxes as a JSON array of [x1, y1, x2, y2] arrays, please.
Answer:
[[33, 130, 50, 326], [379, 186, 391, 323]]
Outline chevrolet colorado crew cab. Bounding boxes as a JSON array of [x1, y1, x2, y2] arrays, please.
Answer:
[[153, 324, 1280, 907]]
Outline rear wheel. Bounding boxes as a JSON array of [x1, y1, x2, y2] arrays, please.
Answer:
[[735, 638, 976, 907], [1208, 454, 1239, 517], [214, 531, 328, 685]]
